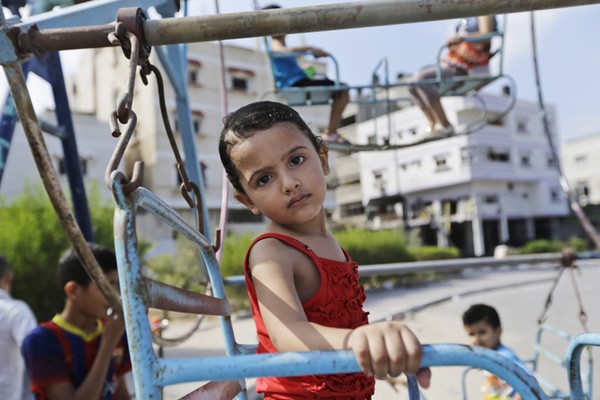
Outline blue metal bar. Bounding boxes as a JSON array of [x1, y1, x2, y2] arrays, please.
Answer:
[[155, 344, 546, 399], [567, 333, 597, 400], [111, 179, 547, 399], [39, 52, 94, 240], [15, 0, 175, 30]]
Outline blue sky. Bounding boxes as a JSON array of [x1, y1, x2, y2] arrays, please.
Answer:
[[188, 1, 600, 144]]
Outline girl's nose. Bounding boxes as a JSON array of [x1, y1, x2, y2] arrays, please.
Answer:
[[281, 172, 300, 192]]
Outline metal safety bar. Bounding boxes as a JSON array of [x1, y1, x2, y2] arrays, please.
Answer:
[[110, 173, 547, 399], [224, 251, 599, 286], [529, 324, 592, 399], [568, 333, 599, 400]]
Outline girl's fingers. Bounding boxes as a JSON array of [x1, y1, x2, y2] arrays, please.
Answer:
[[416, 368, 432, 389], [400, 327, 424, 376], [383, 326, 407, 377], [350, 333, 374, 377], [367, 333, 389, 378]]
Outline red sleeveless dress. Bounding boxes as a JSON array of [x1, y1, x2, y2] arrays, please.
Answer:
[[244, 233, 376, 399]]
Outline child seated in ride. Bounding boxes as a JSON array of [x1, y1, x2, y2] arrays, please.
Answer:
[[263, 5, 351, 145], [218, 100, 431, 399], [463, 303, 530, 400]]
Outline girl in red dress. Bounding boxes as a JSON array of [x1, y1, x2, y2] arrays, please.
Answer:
[[219, 101, 431, 399]]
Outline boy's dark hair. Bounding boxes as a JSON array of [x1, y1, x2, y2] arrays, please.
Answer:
[[0, 255, 11, 281], [218, 101, 323, 194], [57, 243, 118, 295], [462, 303, 501, 329]]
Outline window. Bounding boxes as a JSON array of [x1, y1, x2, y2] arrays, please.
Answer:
[[227, 209, 263, 223], [547, 155, 556, 168], [368, 135, 377, 145], [487, 148, 510, 162], [341, 202, 365, 218], [576, 181, 590, 204], [516, 117, 528, 133], [550, 188, 561, 202], [434, 154, 450, 172], [520, 153, 531, 167], [58, 157, 88, 176], [227, 67, 255, 93], [187, 59, 202, 85], [232, 77, 248, 91], [483, 195, 498, 204], [575, 155, 587, 164], [461, 146, 475, 164]]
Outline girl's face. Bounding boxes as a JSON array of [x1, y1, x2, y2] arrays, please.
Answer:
[[231, 123, 330, 227]]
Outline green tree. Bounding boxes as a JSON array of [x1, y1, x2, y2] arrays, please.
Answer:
[[0, 183, 118, 321]]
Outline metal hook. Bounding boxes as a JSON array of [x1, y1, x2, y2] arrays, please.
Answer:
[[105, 110, 143, 194]]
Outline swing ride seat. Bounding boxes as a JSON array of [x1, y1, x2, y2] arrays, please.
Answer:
[[460, 323, 593, 400], [429, 16, 507, 98], [110, 173, 547, 400], [267, 49, 345, 106]]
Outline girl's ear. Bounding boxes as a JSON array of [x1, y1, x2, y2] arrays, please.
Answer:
[[234, 192, 262, 215], [319, 145, 330, 176]]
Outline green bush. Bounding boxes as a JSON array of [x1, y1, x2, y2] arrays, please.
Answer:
[[518, 237, 590, 255], [334, 228, 414, 265], [145, 235, 206, 293], [0, 183, 117, 321], [219, 232, 254, 311], [410, 246, 460, 261]]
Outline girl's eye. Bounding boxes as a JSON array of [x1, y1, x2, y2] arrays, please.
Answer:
[[257, 175, 272, 186], [290, 155, 305, 166]]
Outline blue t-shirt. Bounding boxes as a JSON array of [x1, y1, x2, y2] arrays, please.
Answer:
[[268, 44, 307, 88], [480, 344, 530, 399]]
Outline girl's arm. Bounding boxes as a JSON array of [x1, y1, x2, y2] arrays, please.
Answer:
[[249, 239, 430, 386]]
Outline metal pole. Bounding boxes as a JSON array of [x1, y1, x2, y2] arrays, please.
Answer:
[[10, 0, 600, 55], [143, 0, 600, 46], [2, 58, 122, 312]]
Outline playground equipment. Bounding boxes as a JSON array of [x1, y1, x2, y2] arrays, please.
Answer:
[[260, 9, 515, 152], [1, 0, 600, 398]]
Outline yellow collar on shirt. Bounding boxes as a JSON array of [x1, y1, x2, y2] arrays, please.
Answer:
[[52, 314, 103, 342]]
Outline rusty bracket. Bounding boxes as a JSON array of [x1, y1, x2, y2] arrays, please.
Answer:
[[560, 248, 577, 269], [116, 7, 151, 64]]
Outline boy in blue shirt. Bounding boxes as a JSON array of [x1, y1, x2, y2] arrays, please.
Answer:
[[22, 244, 131, 400], [462, 303, 527, 400]]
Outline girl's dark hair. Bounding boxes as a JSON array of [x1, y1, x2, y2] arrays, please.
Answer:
[[218, 101, 323, 194], [462, 303, 501, 329]]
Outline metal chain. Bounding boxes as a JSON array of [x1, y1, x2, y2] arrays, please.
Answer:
[[138, 62, 221, 252], [105, 26, 144, 196], [537, 249, 589, 332]]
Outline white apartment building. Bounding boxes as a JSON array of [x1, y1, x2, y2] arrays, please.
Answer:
[[334, 93, 569, 256], [3, 42, 334, 256], [560, 133, 600, 206]]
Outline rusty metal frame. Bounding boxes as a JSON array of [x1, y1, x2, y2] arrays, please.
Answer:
[[3, 0, 599, 58]]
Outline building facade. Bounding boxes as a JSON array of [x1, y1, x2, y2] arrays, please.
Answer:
[[3, 42, 334, 256], [333, 93, 569, 256], [560, 133, 600, 206]]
